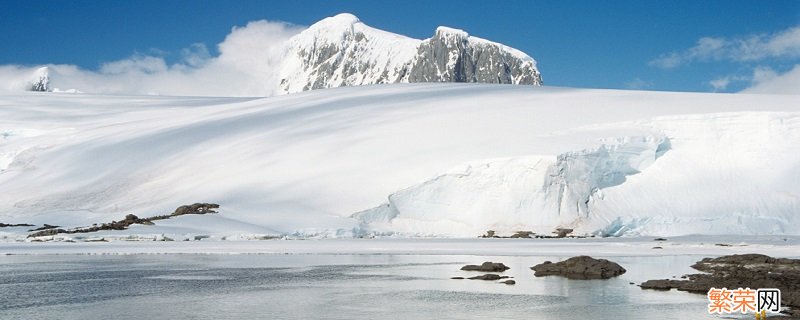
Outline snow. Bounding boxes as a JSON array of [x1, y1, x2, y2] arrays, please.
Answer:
[[357, 110, 800, 237], [0, 84, 799, 240], [435, 26, 470, 38], [278, 13, 421, 93]]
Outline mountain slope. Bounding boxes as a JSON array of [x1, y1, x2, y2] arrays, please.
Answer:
[[1, 84, 798, 239], [277, 13, 542, 94]]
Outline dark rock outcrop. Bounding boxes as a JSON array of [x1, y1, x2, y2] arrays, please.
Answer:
[[468, 274, 510, 281], [406, 27, 542, 86], [553, 228, 574, 238], [640, 254, 800, 311], [27, 203, 220, 238], [461, 262, 510, 272], [28, 67, 50, 92], [28, 224, 60, 231], [531, 256, 626, 279], [510, 231, 534, 238], [27, 228, 66, 237], [0, 223, 35, 228], [170, 203, 219, 216], [481, 230, 497, 238]]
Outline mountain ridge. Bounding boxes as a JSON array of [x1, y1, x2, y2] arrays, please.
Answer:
[[277, 13, 543, 94], [17, 13, 542, 96]]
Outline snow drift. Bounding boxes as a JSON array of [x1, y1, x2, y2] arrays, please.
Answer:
[[0, 84, 798, 239]]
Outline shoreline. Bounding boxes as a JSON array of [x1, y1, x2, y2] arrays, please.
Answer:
[[2, 236, 799, 257]]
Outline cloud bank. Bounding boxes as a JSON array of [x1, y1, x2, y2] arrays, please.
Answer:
[[650, 25, 800, 95], [650, 25, 800, 69], [0, 20, 304, 97], [741, 65, 800, 95]]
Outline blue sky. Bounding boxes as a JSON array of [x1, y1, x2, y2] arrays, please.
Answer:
[[1, 0, 798, 93]]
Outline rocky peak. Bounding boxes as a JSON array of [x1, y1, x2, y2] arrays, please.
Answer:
[[406, 27, 542, 85], [29, 67, 50, 92], [277, 13, 542, 94]]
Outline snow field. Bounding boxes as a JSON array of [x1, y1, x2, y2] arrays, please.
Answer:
[[0, 84, 798, 238]]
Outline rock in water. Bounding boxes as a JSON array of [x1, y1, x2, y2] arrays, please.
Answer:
[[640, 254, 800, 311], [467, 274, 509, 281], [461, 262, 510, 272], [530, 256, 626, 279]]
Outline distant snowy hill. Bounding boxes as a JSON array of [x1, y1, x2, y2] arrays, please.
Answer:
[[278, 13, 542, 94], [1, 84, 798, 240]]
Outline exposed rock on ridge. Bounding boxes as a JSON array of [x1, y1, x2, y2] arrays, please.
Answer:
[[278, 13, 542, 94], [28, 67, 50, 92]]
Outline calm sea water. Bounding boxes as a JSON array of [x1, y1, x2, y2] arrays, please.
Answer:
[[0, 254, 742, 319]]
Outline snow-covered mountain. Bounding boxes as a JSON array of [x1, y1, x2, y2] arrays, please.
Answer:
[[278, 13, 542, 94], [28, 67, 50, 92], [2, 14, 541, 97], [1, 84, 798, 240]]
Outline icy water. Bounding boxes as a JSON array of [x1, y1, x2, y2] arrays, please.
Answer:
[[0, 254, 740, 319]]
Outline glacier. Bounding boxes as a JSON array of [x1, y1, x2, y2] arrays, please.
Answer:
[[0, 84, 798, 239], [355, 112, 800, 236], [354, 134, 671, 236]]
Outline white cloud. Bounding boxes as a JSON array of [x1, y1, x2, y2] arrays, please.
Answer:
[[0, 65, 48, 92], [623, 77, 653, 90], [0, 20, 305, 97], [708, 77, 732, 91], [707, 74, 748, 92], [705, 66, 799, 94], [649, 53, 681, 69], [651, 25, 800, 69], [100, 55, 169, 74], [741, 64, 800, 95], [751, 66, 778, 83], [180, 43, 212, 68]]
